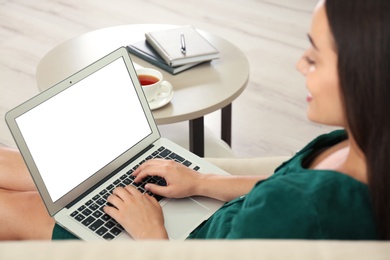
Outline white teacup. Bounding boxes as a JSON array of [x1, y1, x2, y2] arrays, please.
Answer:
[[136, 68, 173, 102]]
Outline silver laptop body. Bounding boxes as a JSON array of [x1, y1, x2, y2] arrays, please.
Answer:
[[5, 47, 229, 241]]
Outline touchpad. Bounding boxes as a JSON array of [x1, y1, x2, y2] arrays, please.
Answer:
[[162, 197, 210, 240]]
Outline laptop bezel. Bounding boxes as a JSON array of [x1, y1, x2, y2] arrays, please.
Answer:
[[5, 47, 161, 216]]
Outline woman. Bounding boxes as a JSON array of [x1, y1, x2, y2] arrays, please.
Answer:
[[1, 0, 389, 240]]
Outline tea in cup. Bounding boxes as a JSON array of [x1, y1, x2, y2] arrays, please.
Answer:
[[136, 68, 173, 102]]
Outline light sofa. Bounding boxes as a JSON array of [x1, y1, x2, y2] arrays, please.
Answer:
[[1, 157, 390, 259]]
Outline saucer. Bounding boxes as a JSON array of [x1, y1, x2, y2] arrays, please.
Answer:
[[148, 83, 174, 110]]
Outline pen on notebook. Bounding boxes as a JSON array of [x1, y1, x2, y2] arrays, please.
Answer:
[[180, 32, 186, 54]]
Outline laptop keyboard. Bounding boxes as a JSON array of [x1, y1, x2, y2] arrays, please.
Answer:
[[69, 146, 200, 241]]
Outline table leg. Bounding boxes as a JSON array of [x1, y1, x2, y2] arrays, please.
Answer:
[[189, 117, 204, 157], [221, 104, 232, 146]]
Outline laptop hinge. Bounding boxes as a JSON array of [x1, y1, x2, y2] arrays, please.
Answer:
[[65, 144, 155, 209]]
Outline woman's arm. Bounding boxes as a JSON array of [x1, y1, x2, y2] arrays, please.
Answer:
[[193, 174, 267, 202], [132, 159, 268, 202]]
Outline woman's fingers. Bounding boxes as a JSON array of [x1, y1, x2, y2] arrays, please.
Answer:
[[133, 163, 167, 182]]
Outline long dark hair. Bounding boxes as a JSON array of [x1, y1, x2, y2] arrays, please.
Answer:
[[325, 0, 390, 240]]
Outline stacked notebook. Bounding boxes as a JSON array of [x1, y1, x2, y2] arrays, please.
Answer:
[[127, 26, 220, 75]]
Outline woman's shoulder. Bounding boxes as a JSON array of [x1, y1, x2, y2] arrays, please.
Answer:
[[273, 129, 347, 174]]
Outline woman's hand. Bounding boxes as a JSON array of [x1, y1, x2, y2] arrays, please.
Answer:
[[132, 159, 203, 198], [133, 159, 264, 202], [104, 185, 168, 240]]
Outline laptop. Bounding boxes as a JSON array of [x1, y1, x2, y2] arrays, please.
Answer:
[[5, 47, 230, 241]]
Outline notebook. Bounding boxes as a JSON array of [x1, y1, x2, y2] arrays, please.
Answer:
[[5, 47, 229, 241], [145, 25, 219, 67], [127, 40, 206, 75]]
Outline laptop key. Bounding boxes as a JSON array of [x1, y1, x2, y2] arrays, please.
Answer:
[[101, 214, 112, 221], [89, 203, 99, 211], [116, 224, 124, 230], [82, 208, 93, 216], [132, 181, 141, 187], [169, 153, 185, 162], [183, 160, 192, 167], [92, 211, 103, 218], [75, 214, 85, 222], [105, 220, 116, 229], [159, 149, 171, 158], [103, 232, 115, 241], [82, 216, 96, 226], [110, 227, 122, 236], [96, 226, 108, 237], [96, 198, 106, 206], [123, 178, 131, 185], [89, 219, 104, 231]]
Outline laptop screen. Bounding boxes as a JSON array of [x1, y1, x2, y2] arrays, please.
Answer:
[[15, 57, 152, 202]]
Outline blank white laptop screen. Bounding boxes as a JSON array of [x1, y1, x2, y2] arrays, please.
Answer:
[[15, 57, 152, 202]]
